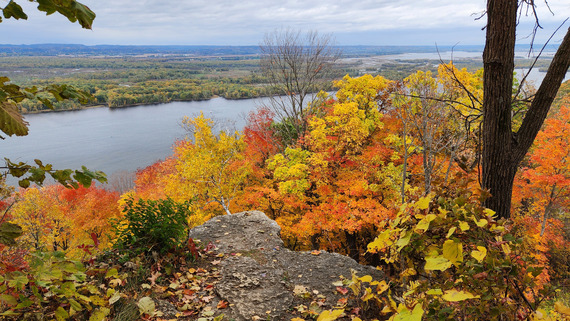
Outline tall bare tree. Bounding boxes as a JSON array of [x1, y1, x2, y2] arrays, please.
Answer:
[[482, 0, 570, 219], [260, 29, 341, 145]]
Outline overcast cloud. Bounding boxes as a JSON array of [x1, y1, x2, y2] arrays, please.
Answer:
[[1, 0, 569, 46]]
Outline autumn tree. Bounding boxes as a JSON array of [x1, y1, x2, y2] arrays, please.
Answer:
[[260, 29, 341, 144], [266, 75, 400, 259], [394, 70, 456, 196], [166, 113, 250, 216], [482, 0, 570, 218], [513, 101, 570, 235]]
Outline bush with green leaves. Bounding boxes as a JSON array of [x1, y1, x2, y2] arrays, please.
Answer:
[[113, 198, 193, 253], [0, 251, 115, 320]]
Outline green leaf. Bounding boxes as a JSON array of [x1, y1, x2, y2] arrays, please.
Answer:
[[0, 310, 21, 317], [442, 289, 480, 302], [442, 239, 463, 265], [70, 1, 96, 29], [0, 294, 17, 306], [8, 273, 29, 290], [3, 1, 28, 20], [0, 222, 23, 246], [36, 0, 96, 29], [0, 101, 28, 137], [69, 299, 82, 312], [55, 306, 69, 321]]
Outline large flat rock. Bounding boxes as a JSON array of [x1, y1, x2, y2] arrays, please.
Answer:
[[187, 210, 384, 320]]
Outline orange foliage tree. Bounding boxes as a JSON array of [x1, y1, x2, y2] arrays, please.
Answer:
[[262, 75, 401, 260], [512, 99, 570, 285], [513, 100, 570, 236], [8, 184, 120, 258]]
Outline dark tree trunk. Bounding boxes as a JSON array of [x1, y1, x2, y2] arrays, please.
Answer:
[[482, 0, 518, 218], [482, 0, 570, 219]]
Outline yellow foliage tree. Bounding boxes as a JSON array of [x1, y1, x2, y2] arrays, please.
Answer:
[[166, 113, 251, 220]]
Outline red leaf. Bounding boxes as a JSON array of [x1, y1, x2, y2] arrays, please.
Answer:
[[187, 237, 199, 258], [90, 232, 100, 247], [336, 286, 349, 295]]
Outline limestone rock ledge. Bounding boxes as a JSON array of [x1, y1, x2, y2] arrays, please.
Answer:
[[186, 210, 384, 321]]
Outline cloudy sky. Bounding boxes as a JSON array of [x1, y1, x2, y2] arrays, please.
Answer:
[[2, 0, 569, 46]]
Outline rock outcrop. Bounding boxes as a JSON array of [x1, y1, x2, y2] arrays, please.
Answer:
[[186, 210, 384, 321]]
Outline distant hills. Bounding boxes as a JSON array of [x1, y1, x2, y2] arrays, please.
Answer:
[[0, 44, 482, 57], [0, 44, 560, 58]]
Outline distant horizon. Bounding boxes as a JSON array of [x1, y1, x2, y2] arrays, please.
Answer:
[[2, 0, 568, 47]]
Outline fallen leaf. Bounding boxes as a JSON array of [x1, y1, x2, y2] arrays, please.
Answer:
[[217, 300, 228, 309], [148, 271, 161, 286], [311, 250, 321, 255], [336, 287, 349, 295]]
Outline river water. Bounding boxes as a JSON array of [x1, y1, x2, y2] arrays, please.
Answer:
[[0, 97, 268, 181]]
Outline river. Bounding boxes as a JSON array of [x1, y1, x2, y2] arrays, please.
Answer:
[[0, 97, 268, 182]]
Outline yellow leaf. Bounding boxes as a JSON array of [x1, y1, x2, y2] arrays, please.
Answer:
[[368, 230, 394, 253], [358, 275, 373, 283], [446, 227, 456, 238], [442, 239, 463, 264], [459, 221, 470, 231], [393, 303, 424, 321], [317, 309, 344, 321], [377, 280, 389, 294], [401, 268, 416, 277], [554, 301, 570, 316], [424, 255, 451, 271], [471, 246, 487, 263], [483, 208, 496, 217], [415, 196, 431, 210], [396, 230, 412, 251], [472, 216, 488, 227], [291, 318, 306, 321], [426, 289, 443, 295], [442, 289, 480, 302], [415, 218, 431, 233], [501, 243, 511, 255]]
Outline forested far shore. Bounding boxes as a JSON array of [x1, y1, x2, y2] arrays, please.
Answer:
[[1, 52, 560, 113]]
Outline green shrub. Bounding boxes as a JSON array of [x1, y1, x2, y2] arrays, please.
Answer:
[[0, 251, 113, 320], [112, 198, 192, 253]]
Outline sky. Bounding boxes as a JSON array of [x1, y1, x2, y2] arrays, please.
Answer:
[[1, 0, 569, 46]]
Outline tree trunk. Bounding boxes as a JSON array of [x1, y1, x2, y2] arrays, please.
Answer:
[[482, 0, 570, 219], [482, 0, 518, 218]]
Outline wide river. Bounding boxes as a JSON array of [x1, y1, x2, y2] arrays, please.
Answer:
[[1, 97, 269, 181]]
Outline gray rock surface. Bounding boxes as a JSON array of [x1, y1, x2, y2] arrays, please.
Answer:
[[187, 210, 384, 321]]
